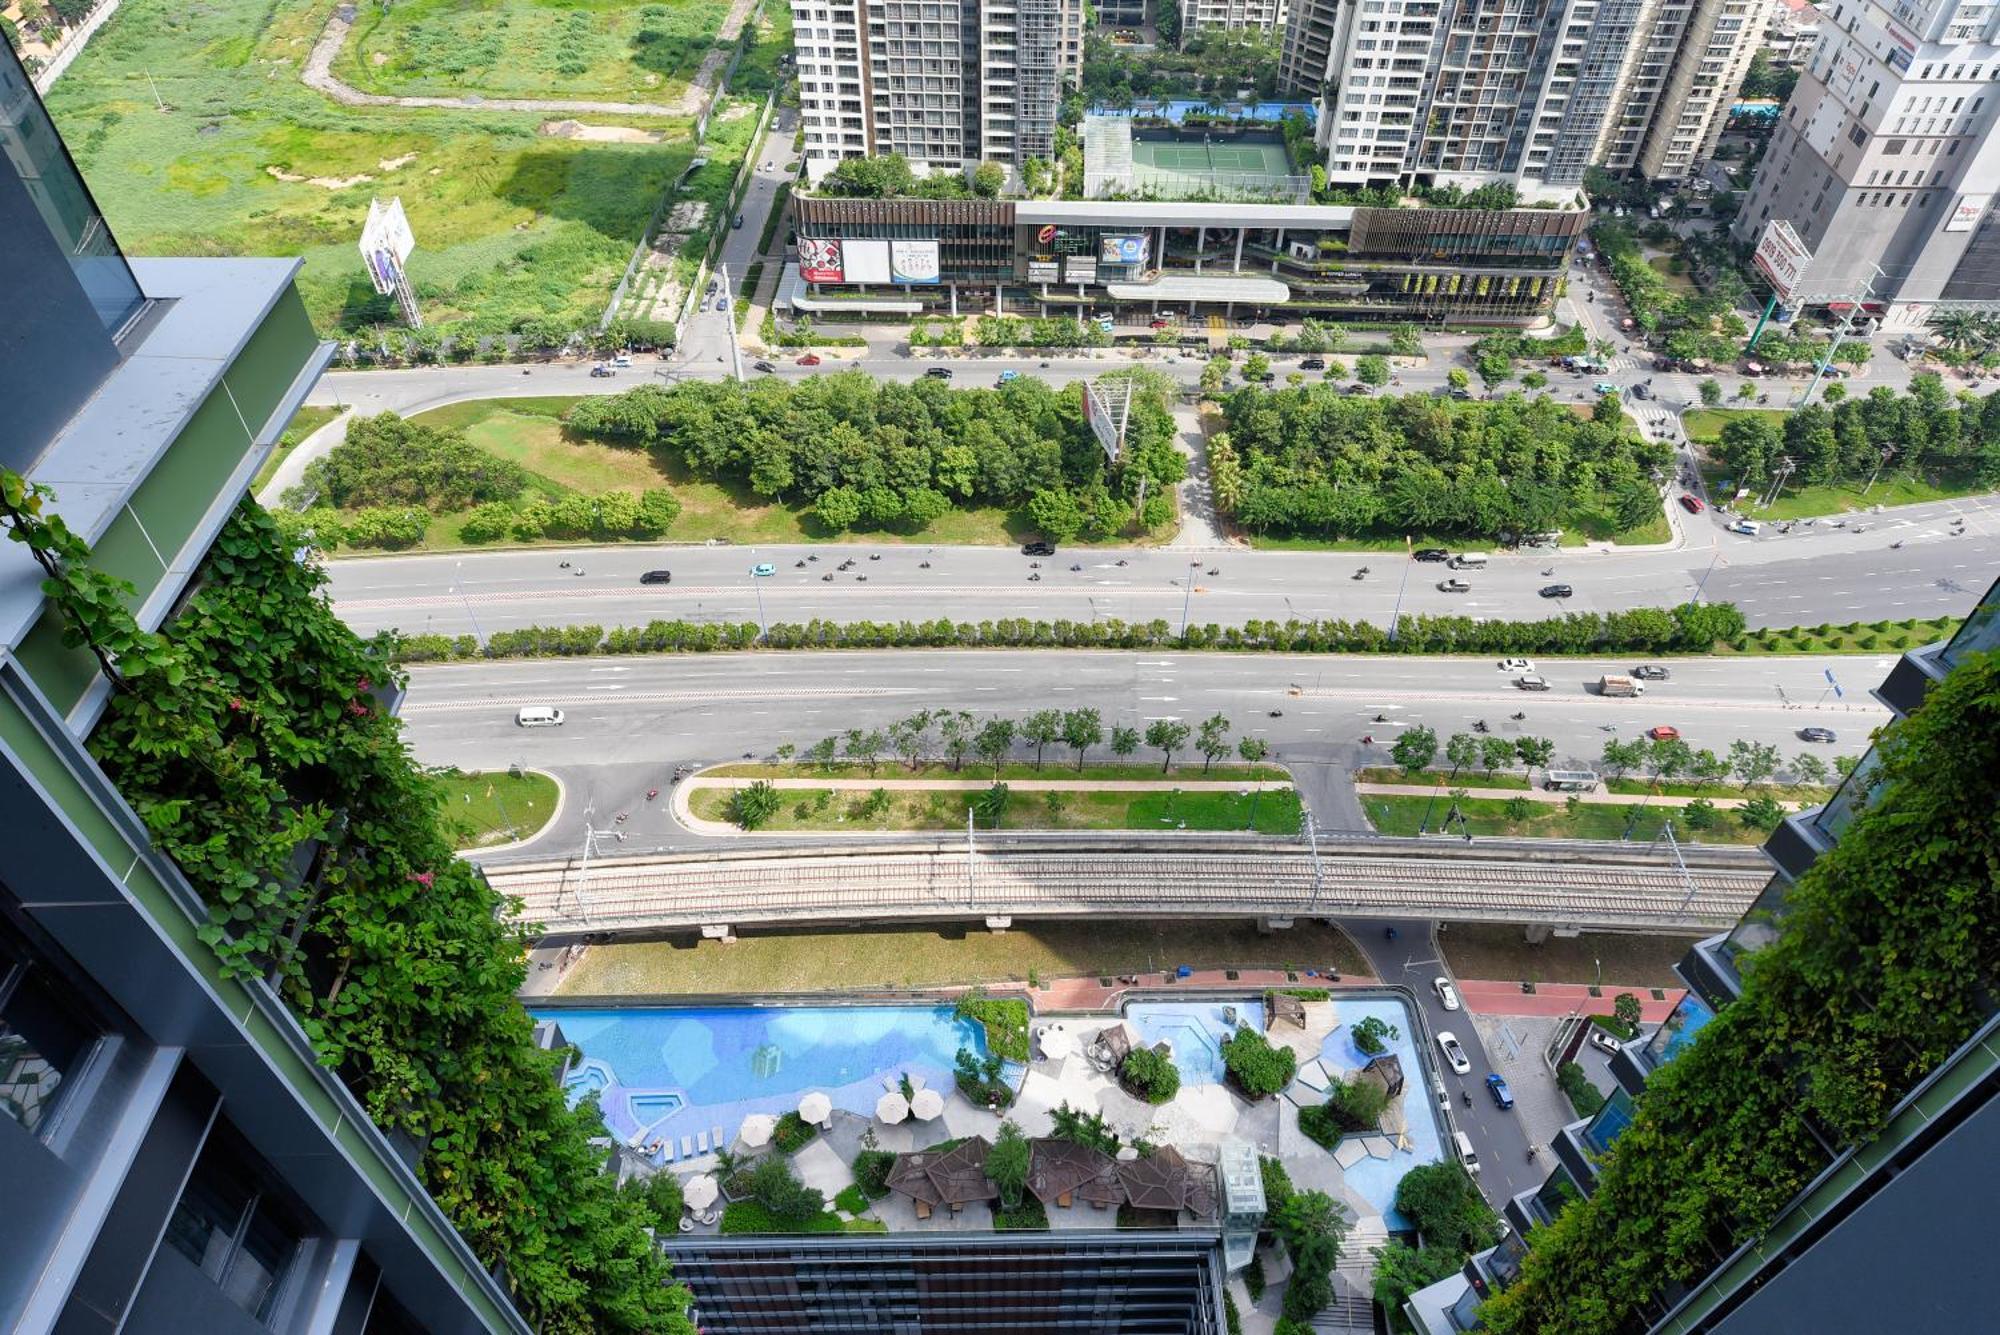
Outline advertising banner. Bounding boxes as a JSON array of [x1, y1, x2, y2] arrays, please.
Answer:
[[1945, 194, 1991, 233], [1065, 257, 1098, 284], [842, 239, 892, 284], [890, 239, 941, 284], [1027, 260, 1061, 283], [1751, 220, 1813, 306], [358, 197, 417, 297], [1098, 233, 1149, 265], [798, 237, 844, 283]]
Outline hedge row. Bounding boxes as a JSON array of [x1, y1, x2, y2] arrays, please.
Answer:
[[394, 603, 1746, 662]]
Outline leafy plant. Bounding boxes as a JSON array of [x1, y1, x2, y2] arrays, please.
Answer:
[[729, 779, 782, 829], [833, 1184, 871, 1216], [1219, 1026, 1297, 1099], [1612, 992, 1643, 1033], [772, 1110, 818, 1153], [853, 1149, 897, 1198], [986, 1119, 1031, 1207], [1555, 1060, 1606, 1116], [1050, 1101, 1122, 1155], [1352, 1015, 1400, 1055], [1118, 1046, 1182, 1104]]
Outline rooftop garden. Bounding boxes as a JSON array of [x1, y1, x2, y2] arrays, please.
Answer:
[[1480, 647, 2000, 1331]]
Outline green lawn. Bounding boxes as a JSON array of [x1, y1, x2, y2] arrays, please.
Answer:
[[1681, 408, 1788, 444], [432, 768, 559, 849], [1730, 615, 1958, 656], [254, 404, 344, 493], [1357, 767, 1532, 790], [1645, 252, 1700, 295], [1361, 794, 1768, 844], [336, 0, 732, 105], [706, 761, 1289, 782], [690, 785, 1303, 833], [390, 397, 1174, 551], [555, 920, 1372, 995], [47, 0, 700, 337], [1700, 464, 1984, 520]]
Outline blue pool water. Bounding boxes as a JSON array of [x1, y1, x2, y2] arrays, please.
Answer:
[[537, 1005, 988, 1147], [1125, 1000, 1266, 1086], [1322, 995, 1446, 1227]]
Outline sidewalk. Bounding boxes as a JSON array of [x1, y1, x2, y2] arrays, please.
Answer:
[[1353, 781, 1802, 810]]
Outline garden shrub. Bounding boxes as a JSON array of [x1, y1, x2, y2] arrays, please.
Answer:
[[1556, 1061, 1606, 1117], [993, 1199, 1051, 1230], [852, 1149, 897, 1198], [299, 411, 525, 512], [772, 1109, 818, 1153], [1118, 1046, 1182, 1104], [833, 1184, 871, 1216], [1220, 1027, 1298, 1099], [953, 989, 1030, 1061]]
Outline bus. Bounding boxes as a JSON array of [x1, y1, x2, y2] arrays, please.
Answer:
[[1543, 770, 1600, 793]]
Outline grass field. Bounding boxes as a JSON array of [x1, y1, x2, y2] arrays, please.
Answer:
[[47, 0, 701, 337], [554, 919, 1371, 994], [689, 785, 1304, 833], [705, 761, 1290, 781], [1438, 923, 1702, 990], [395, 397, 1171, 551], [1356, 768, 1532, 790], [254, 404, 344, 493], [336, 0, 732, 105], [1731, 614, 1958, 655], [1361, 794, 1768, 844], [432, 768, 559, 848]]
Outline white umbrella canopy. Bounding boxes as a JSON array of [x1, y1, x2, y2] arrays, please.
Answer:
[[738, 1113, 776, 1148], [876, 1090, 911, 1124], [910, 1087, 945, 1121], [1038, 1024, 1076, 1062], [799, 1091, 833, 1126], [683, 1174, 719, 1210]]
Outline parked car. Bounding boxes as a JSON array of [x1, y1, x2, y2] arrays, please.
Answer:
[[752, 359, 777, 373], [1646, 725, 1681, 741], [1299, 357, 1326, 370], [1499, 658, 1534, 673], [1433, 977, 1461, 1011], [639, 570, 672, 585], [1540, 584, 1574, 598], [1632, 664, 1671, 681], [732, 213, 744, 228], [1447, 386, 1474, 400], [1022, 541, 1056, 556], [1485, 1072, 1515, 1110], [1679, 493, 1705, 513], [998, 369, 1019, 383], [925, 366, 954, 379], [1798, 726, 1838, 743], [750, 562, 777, 577], [796, 352, 823, 366], [1588, 1029, 1624, 1056], [1516, 674, 1551, 691], [1437, 578, 1472, 593], [1436, 1031, 1471, 1076], [1414, 548, 1451, 562]]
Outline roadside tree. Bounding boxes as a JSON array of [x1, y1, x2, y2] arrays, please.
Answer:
[[1146, 719, 1192, 771], [1062, 708, 1104, 770]]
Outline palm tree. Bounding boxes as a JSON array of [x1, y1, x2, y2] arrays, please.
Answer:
[[1928, 308, 1986, 353]]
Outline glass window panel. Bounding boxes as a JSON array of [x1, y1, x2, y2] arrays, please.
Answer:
[[0, 933, 98, 1135]]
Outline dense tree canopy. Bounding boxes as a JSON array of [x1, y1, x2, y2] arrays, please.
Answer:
[[1482, 648, 2000, 1332], [299, 411, 525, 512], [567, 370, 1186, 537], [1712, 377, 2000, 492], [1213, 384, 1671, 540]]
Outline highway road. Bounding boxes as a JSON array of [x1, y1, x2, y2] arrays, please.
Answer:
[[330, 524, 2000, 637], [401, 649, 1892, 861]]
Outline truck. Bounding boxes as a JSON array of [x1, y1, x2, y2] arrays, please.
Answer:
[[1598, 674, 1646, 697]]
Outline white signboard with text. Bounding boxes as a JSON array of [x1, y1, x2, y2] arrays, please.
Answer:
[[1752, 219, 1813, 306]]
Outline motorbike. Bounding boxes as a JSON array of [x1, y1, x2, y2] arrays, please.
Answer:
[[1373, 714, 1388, 723], [1040, 361, 1051, 368], [1384, 927, 1398, 941], [1268, 709, 1284, 718], [919, 561, 931, 569], [1028, 573, 1041, 582], [1599, 723, 1619, 732], [1462, 1091, 1472, 1108], [1542, 568, 1555, 577], [794, 560, 807, 568], [856, 575, 868, 582], [1116, 559, 1129, 567], [808, 554, 819, 562], [869, 553, 882, 561], [1353, 567, 1369, 580], [645, 788, 659, 802], [821, 573, 833, 581], [1070, 563, 1084, 572], [1511, 711, 1526, 721], [1207, 567, 1219, 576], [559, 560, 571, 568], [1891, 540, 1904, 549], [572, 567, 585, 576], [1473, 719, 1489, 734], [1527, 1146, 1539, 1162], [1360, 734, 1375, 745]]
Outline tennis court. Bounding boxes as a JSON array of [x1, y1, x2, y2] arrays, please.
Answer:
[[1132, 136, 1296, 186]]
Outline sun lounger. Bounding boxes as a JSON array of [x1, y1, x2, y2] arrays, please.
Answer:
[[680, 1135, 694, 1158], [659, 1139, 677, 1163], [712, 1124, 725, 1149], [696, 1131, 709, 1154]]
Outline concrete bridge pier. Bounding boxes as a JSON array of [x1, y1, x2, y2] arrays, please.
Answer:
[[1259, 916, 1295, 933]]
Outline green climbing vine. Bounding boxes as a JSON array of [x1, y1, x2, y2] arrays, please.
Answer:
[[1481, 648, 2000, 1333], [0, 470, 692, 1335]]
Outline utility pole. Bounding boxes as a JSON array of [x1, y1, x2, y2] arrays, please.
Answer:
[[1388, 535, 1414, 644], [1178, 560, 1201, 639], [1302, 809, 1326, 914], [1684, 547, 1724, 612], [718, 262, 745, 383], [1761, 455, 1796, 510], [1863, 443, 1898, 495], [453, 560, 487, 647]]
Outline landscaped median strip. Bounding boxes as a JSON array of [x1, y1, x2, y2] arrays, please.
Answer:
[[1353, 781, 1806, 810]]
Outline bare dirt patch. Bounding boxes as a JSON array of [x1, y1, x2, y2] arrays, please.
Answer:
[[539, 118, 664, 144], [265, 165, 374, 188], [377, 151, 418, 170]]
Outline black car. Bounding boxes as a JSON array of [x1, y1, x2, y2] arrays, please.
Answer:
[[640, 570, 673, 585], [752, 359, 777, 373], [925, 366, 953, 380], [1022, 541, 1056, 557], [1413, 548, 1450, 562], [1299, 357, 1326, 371], [1343, 383, 1372, 395], [1631, 383, 1653, 400], [1632, 664, 1671, 681], [1539, 584, 1574, 598], [1798, 726, 1838, 743]]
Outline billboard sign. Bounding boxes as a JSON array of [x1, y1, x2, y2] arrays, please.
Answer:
[[1026, 260, 1061, 283], [798, 237, 844, 282], [890, 239, 941, 284], [1945, 194, 1991, 233], [1752, 219, 1813, 305], [842, 239, 892, 284], [1099, 233, 1149, 265], [1037, 224, 1059, 245], [1065, 257, 1098, 284], [358, 197, 416, 297]]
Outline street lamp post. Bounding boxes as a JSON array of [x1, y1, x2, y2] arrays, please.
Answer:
[[453, 561, 487, 647], [1685, 547, 1723, 612], [749, 564, 770, 642], [1178, 560, 1201, 639], [1388, 536, 1414, 644], [1862, 443, 1898, 495]]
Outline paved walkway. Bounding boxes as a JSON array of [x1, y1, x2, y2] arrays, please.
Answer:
[[302, 0, 757, 119], [1354, 781, 1802, 810]]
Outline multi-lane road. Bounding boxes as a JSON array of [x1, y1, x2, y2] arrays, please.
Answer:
[[403, 649, 1891, 860], [331, 522, 2000, 638]]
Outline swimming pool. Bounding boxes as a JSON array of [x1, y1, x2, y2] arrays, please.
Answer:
[[1125, 1000, 1266, 1086], [536, 1004, 989, 1148], [1322, 995, 1446, 1227]]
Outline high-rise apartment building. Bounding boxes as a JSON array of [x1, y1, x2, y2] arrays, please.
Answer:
[[1407, 578, 2000, 1334], [0, 39, 533, 1335], [794, 0, 1083, 179], [1279, 0, 1761, 191], [1179, 0, 1286, 43], [1731, 0, 2000, 329]]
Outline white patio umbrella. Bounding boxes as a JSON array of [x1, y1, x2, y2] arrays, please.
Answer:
[[738, 1113, 776, 1149], [799, 1090, 833, 1126], [910, 1087, 945, 1121], [682, 1174, 719, 1211], [1038, 1024, 1075, 1062], [876, 1090, 911, 1124]]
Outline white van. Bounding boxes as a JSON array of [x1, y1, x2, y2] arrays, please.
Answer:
[[1454, 1130, 1480, 1176], [515, 706, 565, 727], [1728, 519, 1763, 536], [1447, 552, 1490, 570]]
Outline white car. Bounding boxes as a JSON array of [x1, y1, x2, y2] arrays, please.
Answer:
[[1498, 658, 1534, 673], [1435, 1030, 1471, 1075], [1588, 1029, 1624, 1056], [1433, 977, 1461, 1011]]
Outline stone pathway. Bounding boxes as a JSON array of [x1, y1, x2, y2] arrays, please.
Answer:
[[302, 0, 760, 120]]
